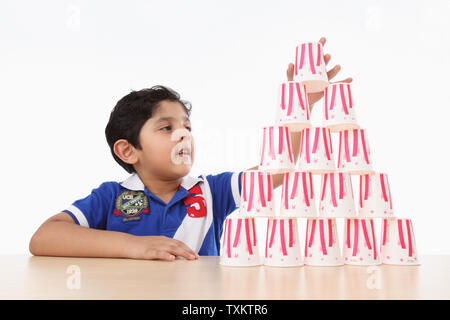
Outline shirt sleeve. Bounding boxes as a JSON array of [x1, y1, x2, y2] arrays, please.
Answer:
[[62, 182, 116, 229], [205, 171, 242, 222]]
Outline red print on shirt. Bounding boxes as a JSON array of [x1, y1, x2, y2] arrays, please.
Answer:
[[183, 185, 207, 218]]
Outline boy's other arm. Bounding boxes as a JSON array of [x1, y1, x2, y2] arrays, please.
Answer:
[[29, 212, 198, 261]]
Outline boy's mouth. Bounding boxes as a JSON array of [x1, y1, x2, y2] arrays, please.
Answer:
[[178, 148, 191, 157]]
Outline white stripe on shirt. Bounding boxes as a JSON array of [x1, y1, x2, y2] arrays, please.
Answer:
[[66, 205, 90, 228]]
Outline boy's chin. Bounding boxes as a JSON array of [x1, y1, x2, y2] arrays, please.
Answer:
[[170, 163, 193, 178]]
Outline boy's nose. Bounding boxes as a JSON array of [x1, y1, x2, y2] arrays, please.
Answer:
[[171, 128, 192, 142]]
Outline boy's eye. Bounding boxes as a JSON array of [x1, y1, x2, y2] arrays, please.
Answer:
[[160, 125, 191, 132]]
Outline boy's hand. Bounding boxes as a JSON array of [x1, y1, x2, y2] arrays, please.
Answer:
[[286, 37, 353, 108], [127, 235, 199, 261]]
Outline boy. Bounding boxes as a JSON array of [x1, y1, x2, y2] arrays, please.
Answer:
[[29, 37, 351, 261]]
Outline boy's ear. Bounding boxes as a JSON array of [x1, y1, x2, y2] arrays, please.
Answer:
[[113, 139, 139, 166]]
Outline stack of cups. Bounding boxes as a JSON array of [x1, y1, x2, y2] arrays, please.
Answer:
[[220, 39, 419, 269]]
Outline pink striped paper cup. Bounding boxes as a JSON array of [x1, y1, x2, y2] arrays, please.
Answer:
[[293, 41, 329, 93], [337, 128, 375, 175], [258, 125, 296, 174], [343, 218, 381, 266], [323, 82, 359, 132], [280, 171, 317, 218], [264, 217, 303, 267], [276, 81, 312, 132], [297, 127, 336, 174], [304, 218, 344, 266], [239, 170, 275, 217], [380, 218, 420, 265], [319, 172, 357, 218], [220, 217, 262, 267], [358, 172, 394, 218]]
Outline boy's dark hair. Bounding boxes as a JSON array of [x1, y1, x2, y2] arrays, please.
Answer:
[[105, 85, 192, 174]]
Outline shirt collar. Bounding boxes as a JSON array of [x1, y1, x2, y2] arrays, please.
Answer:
[[120, 172, 203, 192]]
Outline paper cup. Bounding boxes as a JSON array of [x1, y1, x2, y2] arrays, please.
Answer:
[[220, 217, 262, 267], [319, 172, 357, 218], [304, 218, 343, 266], [239, 170, 275, 217], [323, 83, 359, 132], [264, 218, 303, 267], [293, 41, 329, 93], [280, 171, 317, 218], [276, 82, 311, 132], [358, 173, 394, 218], [381, 218, 420, 265], [343, 218, 381, 266], [259, 125, 296, 174], [337, 128, 375, 174], [298, 127, 336, 174]]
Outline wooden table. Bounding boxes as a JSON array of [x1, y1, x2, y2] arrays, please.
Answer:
[[1, 255, 449, 300]]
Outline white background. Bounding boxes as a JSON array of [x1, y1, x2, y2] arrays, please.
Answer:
[[1, 0, 449, 255]]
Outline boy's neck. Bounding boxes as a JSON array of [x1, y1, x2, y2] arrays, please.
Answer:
[[137, 170, 182, 204]]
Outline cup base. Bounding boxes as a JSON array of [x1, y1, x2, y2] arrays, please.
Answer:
[[344, 261, 382, 266], [239, 211, 274, 218], [305, 262, 345, 267], [299, 168, 337, 174], [264, 262, 304, 267], [381, 261, 421, 266], [280, 213, 317, 218], [327, 123, 360, 132], [259, 167, 295, 174], [318, 213, 357, 218], [220, 260, 263, 267], [359, 213, 395, 218], [339, 169, 376, 175]]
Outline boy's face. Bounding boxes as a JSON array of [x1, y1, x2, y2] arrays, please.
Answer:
[[135, 100, 194, 180]]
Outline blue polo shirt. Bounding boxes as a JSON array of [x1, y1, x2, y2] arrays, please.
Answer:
[[63, 172, 242, 256]]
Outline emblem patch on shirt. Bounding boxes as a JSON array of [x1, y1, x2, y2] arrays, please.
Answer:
[[114, 191, 149, 222]]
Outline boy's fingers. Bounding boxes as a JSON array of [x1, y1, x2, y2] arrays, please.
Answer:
[[286, 63, 294, 81], [319, 37, 326, 47], [172, 239, 197, 256], [327, 64, 341, 81], [168, 240, 197, 259], [153, 249, 175, 261], [324, 54, 331, 66], [331, 77, 353, 84], [168, 246, 197, 260]]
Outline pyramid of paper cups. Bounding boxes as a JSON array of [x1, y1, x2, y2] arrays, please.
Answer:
[[220, 40, 419, 267]]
